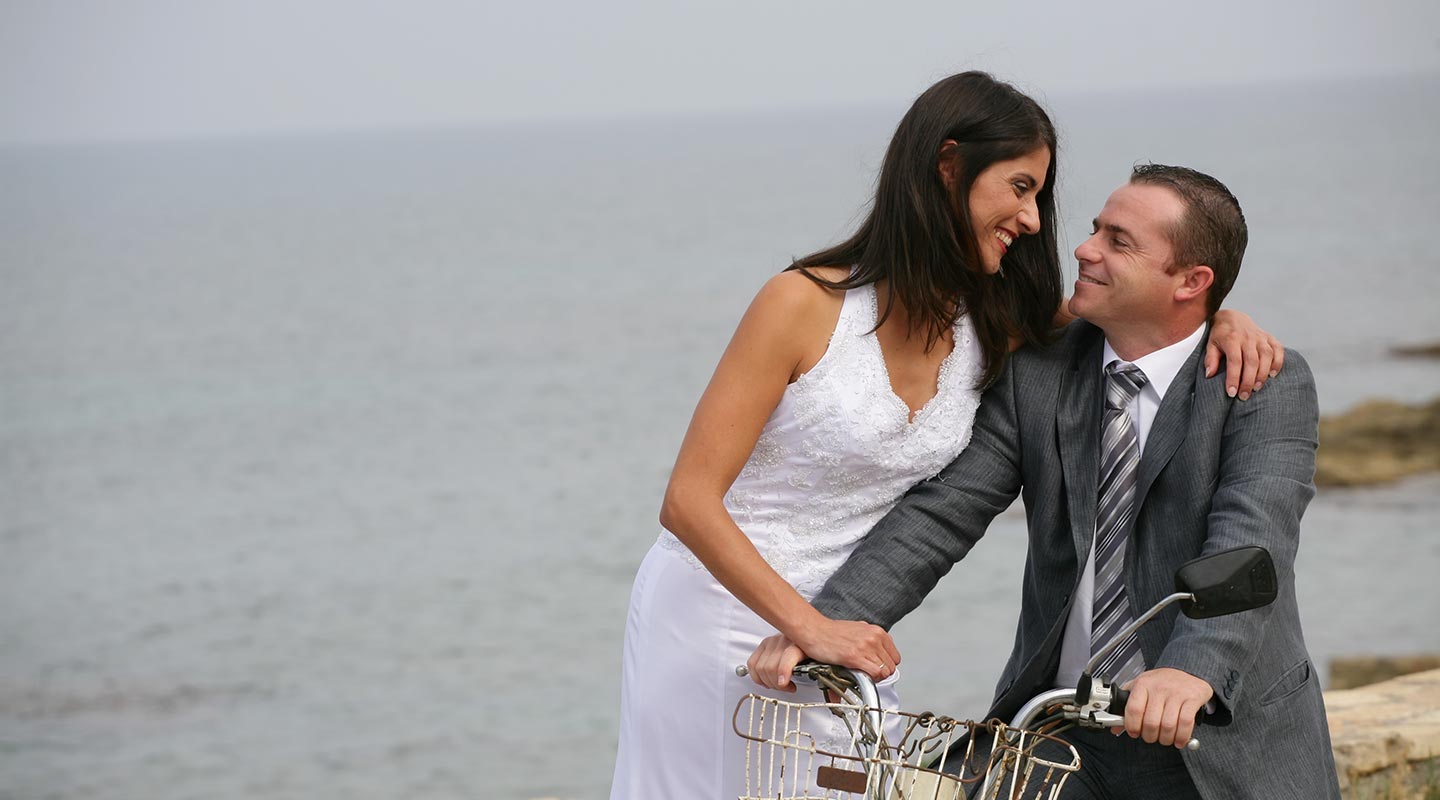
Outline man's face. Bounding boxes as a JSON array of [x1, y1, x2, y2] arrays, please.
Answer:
[[1067, 182, 1189, 329]]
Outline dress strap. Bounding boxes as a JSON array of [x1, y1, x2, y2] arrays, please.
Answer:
[[836, 279, 876, 338]]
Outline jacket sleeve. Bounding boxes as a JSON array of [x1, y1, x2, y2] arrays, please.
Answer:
[[811, 356, 1026, 629], [1153, 349, 1319, 715]]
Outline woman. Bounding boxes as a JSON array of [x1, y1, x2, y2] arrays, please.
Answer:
[[610, 72, 1279, 799]]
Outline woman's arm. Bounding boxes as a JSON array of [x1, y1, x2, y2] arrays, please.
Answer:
[[660, 271, 900, 683], [1054, 295, 1284, 399]]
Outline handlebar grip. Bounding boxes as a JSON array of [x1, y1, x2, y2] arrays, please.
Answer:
[[1109, 686, 1128, 714], [735, 659, 832, 679], [735, 659, 820, 678], [1107, 687, 1205, 750], [1108, 688, 1208, 723], [735, 661, 867, 699]]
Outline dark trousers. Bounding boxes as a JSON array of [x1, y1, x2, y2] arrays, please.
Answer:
[[1041, 727, 1202, 800]]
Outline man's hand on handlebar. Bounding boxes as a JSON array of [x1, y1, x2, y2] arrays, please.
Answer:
[[1112, 667, 1213, 749]]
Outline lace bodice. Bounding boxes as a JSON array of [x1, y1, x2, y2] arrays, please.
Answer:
[[659, 282, 985, 597]]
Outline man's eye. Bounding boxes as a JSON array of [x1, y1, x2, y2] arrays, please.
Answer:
[[1112, 238, 1128, 248]]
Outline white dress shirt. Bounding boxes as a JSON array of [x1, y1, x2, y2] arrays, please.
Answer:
[[1053, 324, 1207, 688]]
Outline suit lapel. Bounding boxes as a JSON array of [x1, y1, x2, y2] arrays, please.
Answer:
[[1057, 328, 1105, 562], [1134, 327, 1208, 509]]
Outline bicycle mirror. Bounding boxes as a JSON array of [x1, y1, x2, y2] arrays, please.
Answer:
[[1175, 545, 1278, 619]]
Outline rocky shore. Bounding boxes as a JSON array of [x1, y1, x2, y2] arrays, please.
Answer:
[[1316, 396, 1440, 488], [1326, 660, 1440, 799], [1391, 343, 1440, 360]]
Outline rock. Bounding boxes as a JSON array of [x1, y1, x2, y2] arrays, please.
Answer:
[[1332, 656, 1440, 690], [1391, 341, 1440, 359], [1315, 397, 1440, 488], [1325, 668, 1440, 797]]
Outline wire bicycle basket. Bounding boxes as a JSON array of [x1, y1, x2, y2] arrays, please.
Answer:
[[732, 666, 1079, 800]]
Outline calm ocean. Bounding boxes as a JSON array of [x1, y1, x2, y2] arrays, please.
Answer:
[[2, 75, 1438, 799]]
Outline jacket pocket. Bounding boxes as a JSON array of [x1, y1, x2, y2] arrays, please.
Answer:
[[1258, 659, 1312, 706]]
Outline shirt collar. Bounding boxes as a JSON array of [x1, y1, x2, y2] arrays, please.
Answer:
[[1101, 324, 1206, 402]]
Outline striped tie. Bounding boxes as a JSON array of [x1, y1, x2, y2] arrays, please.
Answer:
[[1091, 360, 1149, 685]]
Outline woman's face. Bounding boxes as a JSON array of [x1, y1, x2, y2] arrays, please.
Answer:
[[964, 147, 1051, 274]]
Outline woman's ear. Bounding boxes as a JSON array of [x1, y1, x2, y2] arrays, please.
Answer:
[[937, 139, 961, 190]]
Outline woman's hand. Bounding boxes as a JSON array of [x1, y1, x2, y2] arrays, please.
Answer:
[[746, 619, 901, 691], [1205, 309, 1284, 400], [747, 634, 808, 691]]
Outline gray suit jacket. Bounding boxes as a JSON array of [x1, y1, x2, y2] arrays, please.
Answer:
[[813, 321, 1339, 799]]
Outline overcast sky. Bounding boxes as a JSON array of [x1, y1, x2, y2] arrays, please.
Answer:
[[2, 0, 1437, 144]]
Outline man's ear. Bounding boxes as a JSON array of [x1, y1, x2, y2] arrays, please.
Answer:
[[1174, 265, 1215, 304], [937, 139, 961, 190]]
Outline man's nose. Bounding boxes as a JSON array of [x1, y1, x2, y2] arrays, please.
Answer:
[[1075, 235, 1099, 262]]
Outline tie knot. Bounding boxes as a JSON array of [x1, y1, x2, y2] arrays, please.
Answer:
[[1105, 361, 1148, 410]]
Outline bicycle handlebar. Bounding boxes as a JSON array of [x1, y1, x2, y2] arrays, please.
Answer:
[[736, 661, 881, 703]]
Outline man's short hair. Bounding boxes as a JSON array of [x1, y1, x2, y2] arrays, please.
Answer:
[[1130, 164, 1248, 316]]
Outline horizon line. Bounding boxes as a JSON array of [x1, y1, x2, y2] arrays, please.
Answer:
[[2, 68, 1436, 150]]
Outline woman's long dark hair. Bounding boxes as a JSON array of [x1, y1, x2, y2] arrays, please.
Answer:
[[788, 71, 1062, 387]]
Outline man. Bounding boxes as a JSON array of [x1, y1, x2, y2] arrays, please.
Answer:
[[749, 165, 1339, 798]]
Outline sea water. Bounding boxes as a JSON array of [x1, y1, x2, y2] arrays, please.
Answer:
[[2, 75, 1437, 799]]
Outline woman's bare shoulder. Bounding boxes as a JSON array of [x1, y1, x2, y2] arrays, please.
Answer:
[[756, 267, 848, 312], [745, 268, 849, 379]]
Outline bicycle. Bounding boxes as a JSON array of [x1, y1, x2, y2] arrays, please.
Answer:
[[732, 545, 1277, 800]]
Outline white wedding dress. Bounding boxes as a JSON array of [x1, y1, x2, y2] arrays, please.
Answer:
[[610, 281, 985, 799]]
